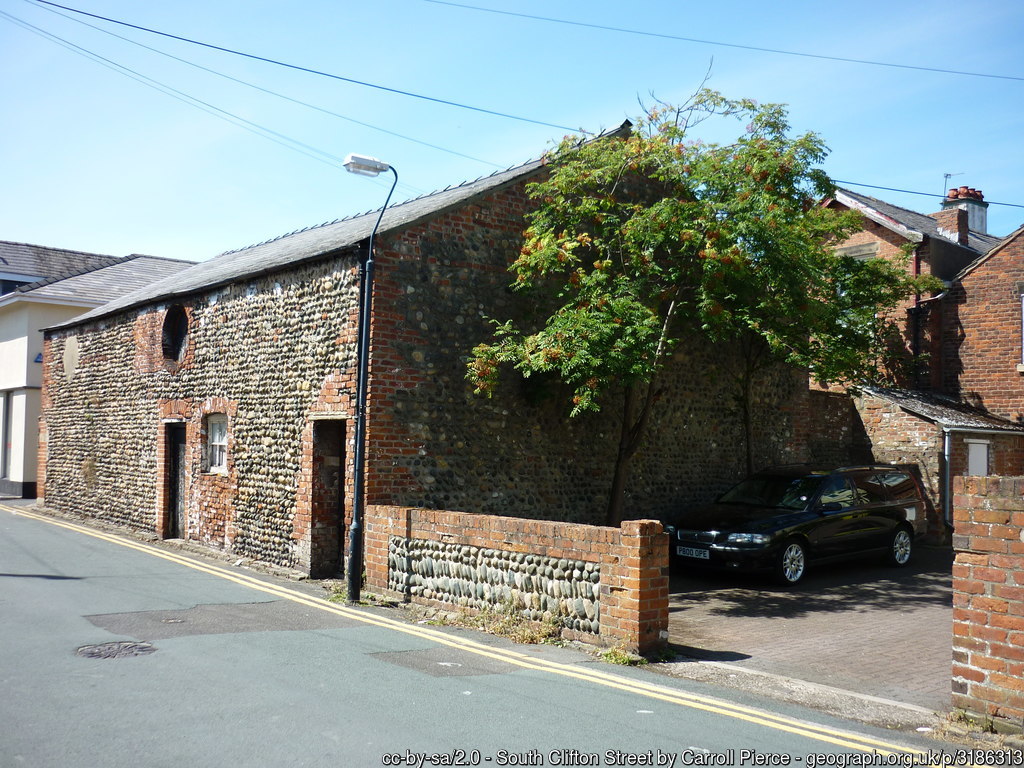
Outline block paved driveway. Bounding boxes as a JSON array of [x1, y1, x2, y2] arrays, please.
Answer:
[[667, 545, 954, 712]]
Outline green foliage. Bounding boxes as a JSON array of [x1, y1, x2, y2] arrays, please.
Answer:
[[599, 646, 649, 666], [429, 600, 563, 645], [468, 90, 930, 413]]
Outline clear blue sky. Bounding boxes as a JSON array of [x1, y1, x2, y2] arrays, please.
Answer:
[[2, 0, 1022, 262]]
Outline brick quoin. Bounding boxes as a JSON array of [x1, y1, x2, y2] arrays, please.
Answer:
[[952, 476, 1024, 730]]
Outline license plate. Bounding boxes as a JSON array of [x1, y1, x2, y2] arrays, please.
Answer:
[[677, 546, 710, 560]]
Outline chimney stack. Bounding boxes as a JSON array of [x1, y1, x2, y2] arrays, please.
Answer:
[[941, 185, 988, 235]]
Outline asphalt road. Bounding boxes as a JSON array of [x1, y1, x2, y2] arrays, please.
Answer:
[[0, 504, 965, 768]]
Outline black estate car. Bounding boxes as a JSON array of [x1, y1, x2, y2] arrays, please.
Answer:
[[667, 465, 925, 585]]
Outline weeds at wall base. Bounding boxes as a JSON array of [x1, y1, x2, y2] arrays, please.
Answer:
[[409, 600, 564, 646], [598, 647, 648, 666], [936, 710, 1024, 750], [321, 580, 400, 608]]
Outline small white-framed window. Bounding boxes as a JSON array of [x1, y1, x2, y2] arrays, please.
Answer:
[[205, 414, 228, 473], [965, 438, 990, 477]]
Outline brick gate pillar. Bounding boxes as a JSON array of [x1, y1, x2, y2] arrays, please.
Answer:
[[600, 519, 670, 656], [951, 476, 1024, 731]]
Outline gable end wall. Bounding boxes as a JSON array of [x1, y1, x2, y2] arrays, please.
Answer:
[[41, 259, 361, 570]]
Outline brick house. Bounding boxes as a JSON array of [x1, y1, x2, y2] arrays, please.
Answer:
[[830, 187, 1003, 389], [827, 189, 1024, 537], [39, 147, 834, 577]]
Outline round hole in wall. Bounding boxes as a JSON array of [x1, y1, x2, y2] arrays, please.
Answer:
[[161, 305, 189, 362]]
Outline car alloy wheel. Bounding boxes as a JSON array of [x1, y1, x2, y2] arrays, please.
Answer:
[[889, 528, 912, 567], [777, 540, 806, 585]]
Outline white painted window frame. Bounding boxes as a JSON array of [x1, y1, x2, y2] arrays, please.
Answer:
[[205, 414, 228, 474], [965, 438, 991, 477]]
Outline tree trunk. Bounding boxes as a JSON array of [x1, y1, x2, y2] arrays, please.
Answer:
[[740, 371, 753, 477], [605, 382, 657, 527], [734, 335, 768, 478], [606, 447, 632, 528]]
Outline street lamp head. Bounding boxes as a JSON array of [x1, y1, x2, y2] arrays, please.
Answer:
[[343, 153, 391, 177]]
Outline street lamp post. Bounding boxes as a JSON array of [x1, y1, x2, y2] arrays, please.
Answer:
[[343, 153, 398, 604]]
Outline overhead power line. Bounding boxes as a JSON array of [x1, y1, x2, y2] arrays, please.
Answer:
[[422, 0, 1024, 83], [32, 0, 584, 133], [836, 180, 1024, 210], [0, 9, 422, 196], [12, 5, 1022, 216], [31, 0, 501, 169]]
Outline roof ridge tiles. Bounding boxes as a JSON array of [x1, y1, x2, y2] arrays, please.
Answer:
[[123, 254, 195, 264], [14, 254, 126, 293], [0, 239, 120, 259]]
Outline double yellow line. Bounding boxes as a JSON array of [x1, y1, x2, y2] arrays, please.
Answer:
[[5, 504, 940, 761]]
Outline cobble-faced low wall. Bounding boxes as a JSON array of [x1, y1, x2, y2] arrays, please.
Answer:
[[952, 476, 1024, 731], [365, 505, 669, 655]]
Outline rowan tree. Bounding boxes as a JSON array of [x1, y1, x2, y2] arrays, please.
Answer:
[[469, 90, 928, 526]]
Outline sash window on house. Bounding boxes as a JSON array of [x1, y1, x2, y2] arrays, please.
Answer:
[[206, 414, 228, 473]]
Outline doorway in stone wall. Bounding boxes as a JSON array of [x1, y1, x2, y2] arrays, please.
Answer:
[[166, 423, 186, 538], [310, 419, 345, 578]]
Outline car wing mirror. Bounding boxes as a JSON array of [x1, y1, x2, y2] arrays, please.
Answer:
[[817, 501, 842, 513]]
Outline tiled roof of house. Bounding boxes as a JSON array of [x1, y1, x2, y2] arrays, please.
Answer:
[[862, 387, 1024, 433], [835, 189, 1004, 256], [50, 155, 548, 330], [0, 240, 121, 283], [14, 255, 194, 305]]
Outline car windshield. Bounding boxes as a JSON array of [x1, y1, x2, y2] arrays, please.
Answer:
[[718, 475, 824, 510]]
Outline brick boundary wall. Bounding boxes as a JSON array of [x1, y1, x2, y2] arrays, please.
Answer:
[[364, 506, 669, 655], [952, 476, 1024, 731]]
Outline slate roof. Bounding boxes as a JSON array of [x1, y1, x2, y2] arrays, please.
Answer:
[[13, 255, 194, 305], [956, 223, 1024, 282], [0, 240, 121, 283], [51, 154, 550, 331], [835, 188, 1004, 256], [863, 387, 1024, 433]]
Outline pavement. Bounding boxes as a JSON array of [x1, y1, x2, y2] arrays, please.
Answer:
[[660, 545, 956, 731]]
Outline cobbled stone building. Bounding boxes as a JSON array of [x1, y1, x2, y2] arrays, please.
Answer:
[[40, 151, 824, 576]]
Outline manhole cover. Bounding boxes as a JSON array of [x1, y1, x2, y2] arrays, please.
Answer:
[[75, 641, 157, 659]]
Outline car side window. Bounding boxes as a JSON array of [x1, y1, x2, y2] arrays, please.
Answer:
[[852, 473, 889, 504], [878, 471, 916, 501], [818, 476, 856, 508]]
